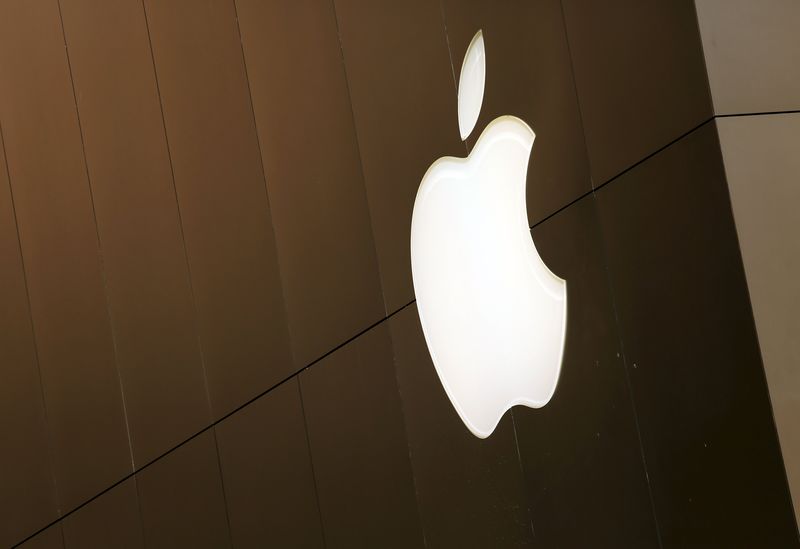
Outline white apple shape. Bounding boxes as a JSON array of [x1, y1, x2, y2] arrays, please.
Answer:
[[410, 30, 567, 438]]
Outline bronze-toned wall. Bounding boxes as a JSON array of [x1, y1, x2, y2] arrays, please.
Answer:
[[1, 1, 797, 547]]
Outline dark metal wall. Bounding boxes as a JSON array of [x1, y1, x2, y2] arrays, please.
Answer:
[[0, 1, 796, 547]]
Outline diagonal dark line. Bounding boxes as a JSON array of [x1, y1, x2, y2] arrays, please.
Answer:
[[531, 186, 594, 230], [530, 106, 797, 233], [12, 299, 416, 548], [530, 115, 716, 231], [715, 108, 800, 118]]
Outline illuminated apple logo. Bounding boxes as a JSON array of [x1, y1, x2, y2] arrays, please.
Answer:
[[410, 30, 567, 438]]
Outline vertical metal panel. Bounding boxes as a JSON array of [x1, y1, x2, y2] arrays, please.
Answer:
[[300, 324, 423, 548], [389, 305, 534, 547], [137, 430, 231, 549], [332, 0, 464, 312], [58, 0, 211, 467], [0, 132, 58, 547], [62, 478, 144, 549], [142, 0, 293, 418], [216, 379, 324, 548], [235, 0, 385, 365], [0, 0, 132, 511], [561, 0, 712, 184]]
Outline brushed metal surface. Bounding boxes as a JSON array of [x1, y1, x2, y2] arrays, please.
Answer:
[[561, 0, 712, 184], [137, 430, 231, 549], [235, 0, 385, 366], [334, 0, 464, 312], [62, 478, 144, 549], [300, 324, 423, 548], [60, 0, 211, 467], [0, 0, 132, 511], [216, 379, 323, 548], [0, 128, 58, 549], [143, 0, 293, 419]]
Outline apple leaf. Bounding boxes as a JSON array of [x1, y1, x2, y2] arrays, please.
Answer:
[[457, 30, 486, 141]]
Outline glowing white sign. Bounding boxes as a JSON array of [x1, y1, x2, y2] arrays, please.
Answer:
[[410, 30, 567, 438]]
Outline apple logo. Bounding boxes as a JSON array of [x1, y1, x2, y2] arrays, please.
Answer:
[[410, 30, 568, 438]]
